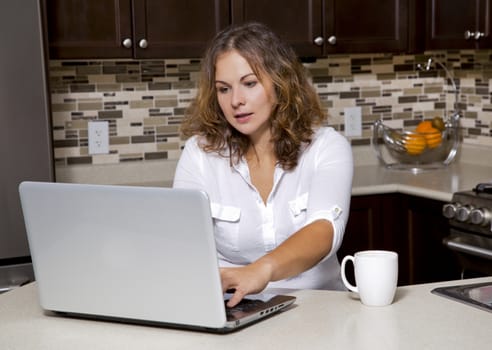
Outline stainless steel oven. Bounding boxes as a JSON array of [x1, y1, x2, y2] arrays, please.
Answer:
[[442, 183, 492, 278]]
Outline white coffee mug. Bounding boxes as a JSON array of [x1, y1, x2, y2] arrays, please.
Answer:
[[340, 250, 398, 306]]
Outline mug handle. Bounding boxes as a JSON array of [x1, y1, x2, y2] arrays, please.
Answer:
[[340, 255, 358, 293]]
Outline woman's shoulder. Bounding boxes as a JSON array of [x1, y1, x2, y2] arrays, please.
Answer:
[[183, 135, 208, 151], [182, 135, 230, 160], [302, 127, 352, 165], [312, 126, 350, 146]]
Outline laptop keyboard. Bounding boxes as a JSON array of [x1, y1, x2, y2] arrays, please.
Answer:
[[226, 299, 266, 314]]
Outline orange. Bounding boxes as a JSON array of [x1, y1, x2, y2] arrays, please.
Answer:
[[413, 120, 443, 149], [415, 120, 433, 133], [405, 133, 426, 155], [421, 127, 442, 149]]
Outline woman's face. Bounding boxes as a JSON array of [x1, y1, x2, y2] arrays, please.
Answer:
[[214, 50, 277, 143]]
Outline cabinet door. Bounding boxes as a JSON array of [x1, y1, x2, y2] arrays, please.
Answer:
[[337, 196, 381, 285], [404, 195, 461, 284], [44, 0, 133, 59], [340, 194, 461, 286], [339, 194, 409, 285], [325, 0, 409, 53], [339, 196, 383, 257], [133, 0, 230, 58], [426, 0, 492, 49], [231, 0, 324, 58]]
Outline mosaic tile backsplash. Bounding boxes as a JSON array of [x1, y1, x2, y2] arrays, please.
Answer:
[[49, 50, 492, 167]]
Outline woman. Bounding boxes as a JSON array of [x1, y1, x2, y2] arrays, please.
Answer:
[[173, 22, 353, 307]]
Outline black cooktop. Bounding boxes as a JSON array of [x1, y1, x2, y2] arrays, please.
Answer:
[[432, 282, 492, 312]]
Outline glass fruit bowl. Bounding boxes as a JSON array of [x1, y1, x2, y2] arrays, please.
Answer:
[[373, 114, 461, 172]]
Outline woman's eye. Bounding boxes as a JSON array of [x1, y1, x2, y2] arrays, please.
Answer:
[[216, 86, 229, 94], [244, 81, 257, 88]]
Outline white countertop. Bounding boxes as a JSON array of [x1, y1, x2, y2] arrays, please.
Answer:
[[351, 162, 492, 202], [1, 277, 491, 349], [55, 144, 492, 202]]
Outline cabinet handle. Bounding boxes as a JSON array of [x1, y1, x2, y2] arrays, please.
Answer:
[[327, 36, 337, 45], [464, 30, 484, 40], [139, 39, 148, 49], [474, 31, 484, 40], [122, 38, 132, 48], [313, 36, 324, 46]]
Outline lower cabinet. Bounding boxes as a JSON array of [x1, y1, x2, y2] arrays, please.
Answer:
[[338, 193, 461, 286]]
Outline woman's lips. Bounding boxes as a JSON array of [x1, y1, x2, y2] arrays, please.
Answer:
[[234, 112, 252, 123]]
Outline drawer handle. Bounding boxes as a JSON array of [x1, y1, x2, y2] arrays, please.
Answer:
[[443, 236, 492, 260]]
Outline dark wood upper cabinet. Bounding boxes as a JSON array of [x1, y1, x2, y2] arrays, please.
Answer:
[[324, 0, 409, 54], [231, 0, 409, 58], [45, 0, 492, 59], [44, 0, 230, 59], [231, 0, 324, 58], [426, 0, 492, 49], [50, 0, 410, 59], [132, 0, 230, 59], [44, 0, 133, 58]]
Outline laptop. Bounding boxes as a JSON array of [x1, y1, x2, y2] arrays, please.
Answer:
[[18, 181, 296, 333]]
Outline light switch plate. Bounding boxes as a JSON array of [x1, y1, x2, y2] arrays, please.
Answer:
[[344, 107, 362, 137], [88, 121, 109, 155]]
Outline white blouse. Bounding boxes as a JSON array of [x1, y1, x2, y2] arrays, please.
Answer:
[[173, 127, 353, 290]]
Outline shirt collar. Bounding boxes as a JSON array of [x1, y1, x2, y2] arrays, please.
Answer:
[[232, 158, 287, 198]]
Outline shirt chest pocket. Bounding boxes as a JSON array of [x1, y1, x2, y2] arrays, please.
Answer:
[[288, 192, 309, 230], [211, 202, 241, 252]]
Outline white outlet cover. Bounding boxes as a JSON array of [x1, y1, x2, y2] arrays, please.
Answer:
[[88, 121, 109, 155], [344, 107, 362, 137]]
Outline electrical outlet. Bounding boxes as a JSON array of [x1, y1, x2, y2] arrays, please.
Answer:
[[88, 121, 109, 155], [344, 107, 362, 137]]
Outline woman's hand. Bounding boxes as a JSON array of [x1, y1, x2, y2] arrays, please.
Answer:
[[221, 220, 334, 307], [220, 261, 274, 307]]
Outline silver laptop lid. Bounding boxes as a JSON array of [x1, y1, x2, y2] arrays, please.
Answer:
[[19, 181, 227, 329]]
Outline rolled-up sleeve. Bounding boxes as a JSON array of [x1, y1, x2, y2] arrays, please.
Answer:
[[306, 130, 354, 259]]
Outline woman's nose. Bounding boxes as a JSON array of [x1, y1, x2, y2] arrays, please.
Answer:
[[231, 88, 245, 108]]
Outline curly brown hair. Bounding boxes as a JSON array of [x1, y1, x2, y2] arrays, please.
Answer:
[[180, 22, 327, 170]]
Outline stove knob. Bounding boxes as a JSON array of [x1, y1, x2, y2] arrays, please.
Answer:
[[456, 205, 473, 222], [442, 203, 459, 219], [470, 208, 491, 226]]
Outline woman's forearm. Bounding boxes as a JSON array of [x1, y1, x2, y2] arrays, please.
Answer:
[[253, 219, 334, 282]]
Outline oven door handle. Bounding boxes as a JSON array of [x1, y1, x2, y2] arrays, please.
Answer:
[[443, 236, 492, 260]]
